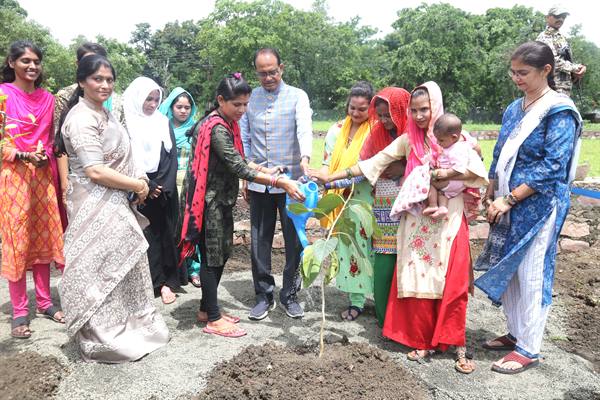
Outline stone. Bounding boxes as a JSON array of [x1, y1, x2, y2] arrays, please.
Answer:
[[234, 219, 251, 232], [469, 223, 489, 240], [273, 233, 285, 249], [560, 239, 590, 252], [560, 221, 590, 238], [576, 196, 600, 207]]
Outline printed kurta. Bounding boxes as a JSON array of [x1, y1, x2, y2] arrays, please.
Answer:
[[323, 120, 374, 296], [0, 83, 64, 282]]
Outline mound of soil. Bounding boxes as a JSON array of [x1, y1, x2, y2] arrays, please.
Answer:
[[194, 342, 429, 400], [0, 351, 66, 400], [554, 246, 600, 371]]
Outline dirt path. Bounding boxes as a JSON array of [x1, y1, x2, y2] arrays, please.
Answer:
[[0, 264, 599, 399]]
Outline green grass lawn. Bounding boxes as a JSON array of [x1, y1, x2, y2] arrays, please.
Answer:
[[313, 121, 600, 132], [311, 137, 600, 176]]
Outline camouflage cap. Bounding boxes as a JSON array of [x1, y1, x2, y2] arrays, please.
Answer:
[[548, 5, 569, 16]]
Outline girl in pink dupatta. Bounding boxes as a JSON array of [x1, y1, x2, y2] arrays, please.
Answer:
[[0, 41, 65, 339]]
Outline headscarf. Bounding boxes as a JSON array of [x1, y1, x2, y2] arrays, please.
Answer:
[[158, 87, 198, 149], [322, 116, 371, 228], [123, 77, 172, 174], [359, 87, 411, 160], [405, 81, 444, 177], [179, 112, 245, 261]]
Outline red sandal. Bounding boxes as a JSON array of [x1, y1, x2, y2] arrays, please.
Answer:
[[491, 351, 539, 374]]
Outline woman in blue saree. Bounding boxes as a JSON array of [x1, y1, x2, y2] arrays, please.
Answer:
[[475, 41, 582, 374]]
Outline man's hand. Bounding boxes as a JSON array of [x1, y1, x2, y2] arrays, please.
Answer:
[[300, 156, 310, 176]]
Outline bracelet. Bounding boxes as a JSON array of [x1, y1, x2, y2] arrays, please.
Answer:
[[503, 194, 516, 206], [431, 170, 438, 181], [345, 168, 353, 179], [16, 151, 30, 162], [135, 180, 148, 195], [274, 176, 282, 189], [509, 190, 520, 203], [483, 197, 493, 207], [269, 175, 277, 187]]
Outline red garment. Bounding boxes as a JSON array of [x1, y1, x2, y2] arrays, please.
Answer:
[[382, 216, 470, 350], [360, 87, 411, 160], [179, 112, 244, 259]]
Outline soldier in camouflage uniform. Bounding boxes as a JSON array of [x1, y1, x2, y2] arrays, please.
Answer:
[[536, 6, 587, 96]]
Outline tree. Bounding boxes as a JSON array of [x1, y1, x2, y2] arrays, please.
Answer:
[[383, 3, 484, 117], [0, 7, 72, 92], [568, 25, 600, 113]]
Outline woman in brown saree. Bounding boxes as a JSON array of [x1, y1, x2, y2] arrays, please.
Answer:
[[57, 55, 169, 363]]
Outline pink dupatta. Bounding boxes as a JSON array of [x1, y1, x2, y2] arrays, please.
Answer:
[[0, 82, 66, 229], [405, 81, 444, 177]]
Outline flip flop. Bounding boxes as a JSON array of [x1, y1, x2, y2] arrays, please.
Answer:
[[340, 305, 363, 321], [197, 312, 241, 324], [36, 306, 65, 324], [483, 334, 516, 351], [491, 351, 540, 375], [11, 316, 31, 339], [202, 324, 247, 338], [190, 275, 202, 288]]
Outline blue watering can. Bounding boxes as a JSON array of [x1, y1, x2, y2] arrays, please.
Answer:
[[285, 177, 319, 249]]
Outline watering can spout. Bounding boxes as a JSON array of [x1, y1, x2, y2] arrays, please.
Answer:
[[286, 180, 319, 249]]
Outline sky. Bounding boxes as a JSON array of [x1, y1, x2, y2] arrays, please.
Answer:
[[16, 0, 599, 46]]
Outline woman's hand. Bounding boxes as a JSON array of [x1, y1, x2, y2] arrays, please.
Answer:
[[279, 178, 305, 202], [134, 179, 150, 204], [27, 150, 48, 168], [431, 178, 448, 190], [149, 185, 162, 199], [486, 196, 512, 224], [307, 167, 330, 184]]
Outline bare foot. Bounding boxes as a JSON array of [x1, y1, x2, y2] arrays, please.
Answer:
[[160, 286, 176, 304], [422, 206, 438, 216]]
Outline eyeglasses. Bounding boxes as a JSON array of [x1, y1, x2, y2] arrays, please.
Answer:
[[256, 69, 280, 79], [508, 69, 532, 79]]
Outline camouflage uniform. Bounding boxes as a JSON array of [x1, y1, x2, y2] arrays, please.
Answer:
[[53, 84, 125, 134], [536, 27, 583, 96]]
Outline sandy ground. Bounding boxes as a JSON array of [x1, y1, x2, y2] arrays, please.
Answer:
[[0, 267, 599, 400]]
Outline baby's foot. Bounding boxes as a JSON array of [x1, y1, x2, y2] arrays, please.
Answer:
[[431, 206, 448, 219], [423, 206, 438, 216]]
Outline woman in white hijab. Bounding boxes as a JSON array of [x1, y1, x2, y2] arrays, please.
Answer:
[[123, 77, 183, 304]]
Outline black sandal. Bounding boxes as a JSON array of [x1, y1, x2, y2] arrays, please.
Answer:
[[11, 316, 31, 339], [340, 305, 363, 321], [36, 305, 65, 324]]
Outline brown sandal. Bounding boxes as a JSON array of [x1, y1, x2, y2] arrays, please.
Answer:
[[454, 347, 475, 374], [483, 334, 516, 351], [407, 349, 433, 363]]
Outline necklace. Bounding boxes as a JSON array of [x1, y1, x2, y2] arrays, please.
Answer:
[[522, 88, 551, 111]]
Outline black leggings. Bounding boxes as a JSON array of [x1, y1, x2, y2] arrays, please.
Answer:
[[199, 265, 224, 322]]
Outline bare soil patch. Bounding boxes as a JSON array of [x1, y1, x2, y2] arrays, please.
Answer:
[[193, 342, 430, 400], [0, 351, 66, 400]]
